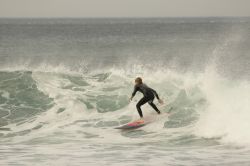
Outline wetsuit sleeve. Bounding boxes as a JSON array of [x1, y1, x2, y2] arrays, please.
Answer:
[[131, 85, 139, 97], [150, 88, 160, 100]]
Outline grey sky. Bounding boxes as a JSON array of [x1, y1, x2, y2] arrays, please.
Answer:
[[0, 0, 250, 18]]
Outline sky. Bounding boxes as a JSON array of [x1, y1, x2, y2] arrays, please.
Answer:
[[0, 0, 250, 18]]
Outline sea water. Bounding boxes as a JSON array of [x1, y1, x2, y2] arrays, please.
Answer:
[[0, 18, 250, 165]]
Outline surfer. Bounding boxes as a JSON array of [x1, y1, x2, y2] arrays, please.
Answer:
[[130, 77, 163, 119]]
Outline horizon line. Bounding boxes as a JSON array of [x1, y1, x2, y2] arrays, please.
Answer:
[[0, 16, 250, 19]]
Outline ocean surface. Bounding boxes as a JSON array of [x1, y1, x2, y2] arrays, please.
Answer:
[[0, 17, 250, 166]]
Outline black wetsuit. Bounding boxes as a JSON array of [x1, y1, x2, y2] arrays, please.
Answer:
[[131, 83, 161, 118]]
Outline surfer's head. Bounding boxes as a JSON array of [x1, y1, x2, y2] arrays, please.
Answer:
[[135, 77, 142, 85]]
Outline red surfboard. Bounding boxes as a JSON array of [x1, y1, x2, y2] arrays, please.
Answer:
[[115, 120, 148, 129], [115, 108, 173, 130]]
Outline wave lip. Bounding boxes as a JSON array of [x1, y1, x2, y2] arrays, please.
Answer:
[[194, 68, 250, 146]]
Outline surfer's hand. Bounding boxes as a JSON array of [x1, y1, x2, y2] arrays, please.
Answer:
[[158, 99, 164, 104], [130, 97, 133, 101]]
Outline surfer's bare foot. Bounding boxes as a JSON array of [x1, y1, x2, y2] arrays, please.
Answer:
[[137, 119, 144, 123]]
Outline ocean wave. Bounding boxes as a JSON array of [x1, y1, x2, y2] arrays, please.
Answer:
[[0, 64, 249, 147]]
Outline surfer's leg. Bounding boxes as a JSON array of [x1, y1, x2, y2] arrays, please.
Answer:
[[148, 99, 161, 114], [136, 97, 148, 118]]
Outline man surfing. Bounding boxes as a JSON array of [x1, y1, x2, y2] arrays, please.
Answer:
[[130, 77, 164, 121]]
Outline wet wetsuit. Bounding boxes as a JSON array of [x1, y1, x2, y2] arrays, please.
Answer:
[[131, 83, 161, 118]]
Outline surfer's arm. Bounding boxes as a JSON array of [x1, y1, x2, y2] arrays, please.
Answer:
[[150, 88, 164, 104], [150, 88, 160, 100], [152, 89, 164, 104], [131, 86, 138, 100]]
